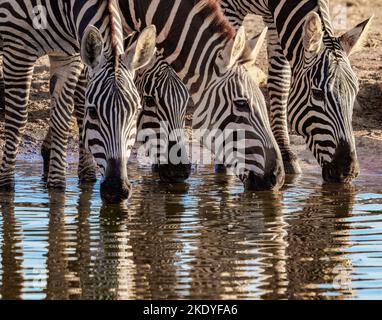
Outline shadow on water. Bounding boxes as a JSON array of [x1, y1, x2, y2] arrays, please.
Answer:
[[0, 163, 381, 300]]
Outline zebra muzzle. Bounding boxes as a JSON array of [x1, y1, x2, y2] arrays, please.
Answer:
[[157, 163, 192, 183], [100, 177, 132, 204], [322, 141, 360, 184], [100, 159, 131, 204], [242, 163, 285, 192]]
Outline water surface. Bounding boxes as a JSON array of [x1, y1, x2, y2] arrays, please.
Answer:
[[0, 162, 382, 300]]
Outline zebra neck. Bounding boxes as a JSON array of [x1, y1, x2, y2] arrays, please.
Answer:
[[219, 0, 270, 27], [269, 0, 340, 69], [266, 0, 310, 67], [119, 0, 236, 103], [169, 39, 227, 107], [219, 0, 247, 27], [73, 0, 124, 61]]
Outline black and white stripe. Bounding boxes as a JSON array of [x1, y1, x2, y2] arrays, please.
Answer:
[[135, 54, 191, 182], [220, 0, 371, 182], [42, 48, 192, 184], [0, 0, 156, 203], [118, 0, 285, 190]]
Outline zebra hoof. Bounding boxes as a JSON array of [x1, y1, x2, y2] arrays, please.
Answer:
[[283, 154, 302, 175]]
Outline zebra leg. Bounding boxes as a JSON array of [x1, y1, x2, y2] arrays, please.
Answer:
[[47, 55, 83, 189], [74, 70, 97, 183], [0, 37, 4, 112], [41, 128, 52, 181], [267, 26, 302, 174], [0, 51, 36, 189], [0, 68, 4, 112], [41, 69, 97, 183]]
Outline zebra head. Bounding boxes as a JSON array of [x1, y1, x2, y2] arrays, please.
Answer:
[[81, 25, 157, 204], [289, 11, 372, 183], [135, 55, 191, 183], [194, 27, 285, 191]]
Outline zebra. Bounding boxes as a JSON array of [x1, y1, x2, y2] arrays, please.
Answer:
[[0, 67, 3, 111], [45, 32, 193, 184], [117, 0, 285, 191], [41, 23, 273, 186], [42, 50, 193, 184], [134, 54, 192, 182], [0, 0, 156, 203], [219, 0, 372, 183]]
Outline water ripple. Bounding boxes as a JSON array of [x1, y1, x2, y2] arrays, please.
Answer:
[[0, 162, 381, 299]]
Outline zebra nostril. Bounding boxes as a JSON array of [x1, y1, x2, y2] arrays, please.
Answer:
[[100, 178, 131, 204]]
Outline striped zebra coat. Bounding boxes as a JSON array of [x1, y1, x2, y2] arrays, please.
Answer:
[[134, 53, 192, 182], [0, 0, 156, 203], [58, 33, 193, 184], [220, 0, 372, 182], [117, 0, 285, 191], [2, 0, 282, 189], [40, 50, 192, 185]]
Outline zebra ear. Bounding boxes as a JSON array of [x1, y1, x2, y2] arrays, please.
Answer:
[[224, 26, 247, 68], [303, 12, 324, 55], [339, 16, 373, 56], [81, 25, 104, 69], [241, 27, 268, 68], [125, 25, 157, 71]]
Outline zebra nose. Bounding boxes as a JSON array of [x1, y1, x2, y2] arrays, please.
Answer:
[[100, 159, 131, 204], [244, 162, 285, 191], [100, 177, 131, 204], [158, 163, 192, 183], [156, 141, 191, 183], [243, 145, 285, 191], [322, 141, 360, 183]]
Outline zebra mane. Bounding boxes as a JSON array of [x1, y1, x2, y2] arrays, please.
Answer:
[[106, 0, 124, 70], [317, 0, 334, 36], [316, 0, 342, 59], [197, 0, 254, 63], [197, 0, 236, 40]]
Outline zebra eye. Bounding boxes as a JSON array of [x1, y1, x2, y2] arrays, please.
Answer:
[[234, 99, 250, 112], [144, 96, 157, 108], [87, 106, 98, 120], [312, 89, 325, 101]]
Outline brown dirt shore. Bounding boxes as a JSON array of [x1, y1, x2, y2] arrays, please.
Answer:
[[0, 0, 381, 176]]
